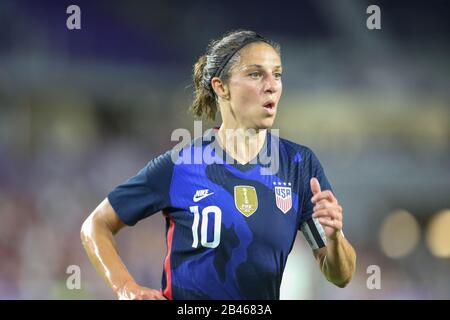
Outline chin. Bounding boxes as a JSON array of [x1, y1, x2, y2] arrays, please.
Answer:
[[257, 118, 275, 130]]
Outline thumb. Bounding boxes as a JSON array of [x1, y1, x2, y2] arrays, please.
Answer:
[[310, 177, 321, 195]]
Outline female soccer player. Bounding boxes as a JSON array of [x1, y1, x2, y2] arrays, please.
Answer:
[[81, 30, 356, 300]]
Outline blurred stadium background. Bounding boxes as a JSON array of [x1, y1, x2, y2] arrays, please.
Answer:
[[0, 0, 449, 299]]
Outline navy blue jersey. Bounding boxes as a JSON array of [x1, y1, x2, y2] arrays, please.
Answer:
[[108, 128, 332, 300]]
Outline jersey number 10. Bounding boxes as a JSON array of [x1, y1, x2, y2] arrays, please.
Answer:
[[189, 205, 222, 249]]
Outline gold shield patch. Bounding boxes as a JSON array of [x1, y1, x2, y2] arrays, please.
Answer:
[[234, 186, 258, 217]]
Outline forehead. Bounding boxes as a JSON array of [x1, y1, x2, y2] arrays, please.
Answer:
[[237, 42, 281, 69]]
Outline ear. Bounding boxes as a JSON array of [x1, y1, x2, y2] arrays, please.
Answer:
[[211, 77, 230, 100]]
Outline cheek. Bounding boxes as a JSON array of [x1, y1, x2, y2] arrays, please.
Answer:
[[230, 80, 260, 104]]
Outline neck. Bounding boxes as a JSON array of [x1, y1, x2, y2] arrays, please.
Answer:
[[216, 123, 267, 165]]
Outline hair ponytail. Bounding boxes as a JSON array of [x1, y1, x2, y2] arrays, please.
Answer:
[[190, 55, 218, 121]]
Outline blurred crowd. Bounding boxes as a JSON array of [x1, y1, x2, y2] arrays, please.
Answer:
[[0, 0, 449, 299]]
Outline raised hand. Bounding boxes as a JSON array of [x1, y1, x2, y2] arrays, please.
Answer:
[[310, 177, 343, 240]]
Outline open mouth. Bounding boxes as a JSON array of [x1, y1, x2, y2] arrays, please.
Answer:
[[263, 102, 275, 110]]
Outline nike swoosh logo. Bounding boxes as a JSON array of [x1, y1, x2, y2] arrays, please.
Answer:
[[193, 192, 214, 202]]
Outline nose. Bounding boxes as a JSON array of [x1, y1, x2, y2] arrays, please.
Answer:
[[263, 74, 280, 95]]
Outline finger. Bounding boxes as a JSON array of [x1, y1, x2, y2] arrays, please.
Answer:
[[311, 190, 335, 203], [312, 209, 341, 221], [312, 209, 330, 219], [311, 190, 337, 204], [144, 294, 163, 300], [141, 289, 164, 300], [150, 290, 165, 300], [153, 293, 165, 300], [310, 177, 321, 195], [313, 200, 342, 216], [122, 291, 140, 300], [159, 289, 168, 300], [144, 296, 161, 300], [318, 217, 342, 230], [313, 200, 334, 211]]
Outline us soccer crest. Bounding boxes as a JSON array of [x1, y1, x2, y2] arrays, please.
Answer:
[[274, 184, 292, 214], [234, 186, 258, 217]]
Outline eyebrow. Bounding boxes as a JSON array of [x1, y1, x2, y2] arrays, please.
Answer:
[[241, 64, 282, 71]]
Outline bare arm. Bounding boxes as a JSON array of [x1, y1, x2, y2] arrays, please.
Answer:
[[80, 198, 165, 299], [313, 232, 356, 287]]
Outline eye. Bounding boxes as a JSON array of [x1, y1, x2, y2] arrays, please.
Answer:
[[274, 72, 282, 79], [249, 72, 262, 79]]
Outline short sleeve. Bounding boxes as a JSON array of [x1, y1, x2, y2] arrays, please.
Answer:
[[107, 150, 174, 226], [298, 148, 332, 249]]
